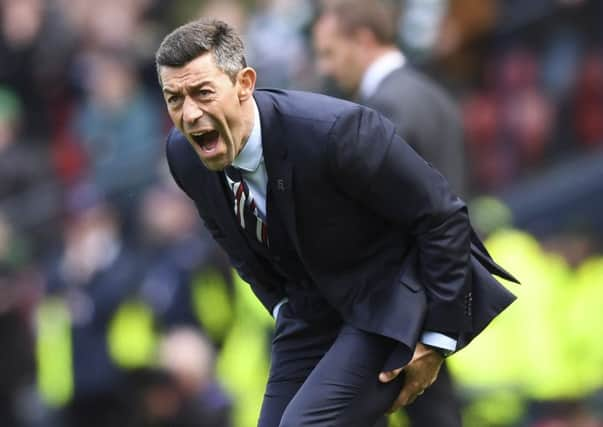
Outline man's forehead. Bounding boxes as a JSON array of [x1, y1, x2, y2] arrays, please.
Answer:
[[314, 14, 352, 46], [160, 54, 224, 88], [316, 13, 344, 34]]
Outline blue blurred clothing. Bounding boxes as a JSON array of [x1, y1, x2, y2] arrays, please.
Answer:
[[45, 242, 140, 397], [138, 233, 231, 330], [74, 90, 162, 206]]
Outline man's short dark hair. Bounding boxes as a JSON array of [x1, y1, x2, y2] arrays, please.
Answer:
[[320, 0, 399, 45], [155, 18, 247, 85]]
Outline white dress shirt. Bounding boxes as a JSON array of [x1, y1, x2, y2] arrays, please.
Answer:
[[231, 100, 268, 220], [359, 50, 406, 101]]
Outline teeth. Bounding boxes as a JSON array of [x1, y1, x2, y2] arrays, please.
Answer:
[[190, 130, 214, 136]]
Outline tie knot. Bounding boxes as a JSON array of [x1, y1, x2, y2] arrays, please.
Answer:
[[224, 165, 243, 182]]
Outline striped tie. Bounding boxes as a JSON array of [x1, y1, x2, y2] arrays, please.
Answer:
[[224, 166, 269, 246]]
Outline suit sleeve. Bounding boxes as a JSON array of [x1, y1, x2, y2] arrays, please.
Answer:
[[327, 106, 471, 334], [367, 84, 467, 197]]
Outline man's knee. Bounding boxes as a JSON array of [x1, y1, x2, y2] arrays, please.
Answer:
[[278, 404, 309, 427], [278, 414, 298, 427]]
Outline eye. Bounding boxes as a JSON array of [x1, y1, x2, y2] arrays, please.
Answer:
[[166, 94, 182, 105], [198, 88, 213, 98]]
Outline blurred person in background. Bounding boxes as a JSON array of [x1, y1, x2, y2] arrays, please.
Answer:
[[0, 88, 45, 202], [41, 187, 141, 427], [0, 87, 61, 252], [143, 327, 232, 427], [56, 0, 151, 52], [0, 0, 76, 139], [70, 48, 163, 222], [199, 0, 320, 91], [112, 327, 233, 427], [134, 179, 278, 427], [313, 3, 466, 424], [136, 174, 275, 427], [245, 0, 317, 90], [0, 212, 39, 427], [313, 0, 467, 199], [135, 180, 234, 338], [49, 0, 165, 193], [157, 18, 518, 427]]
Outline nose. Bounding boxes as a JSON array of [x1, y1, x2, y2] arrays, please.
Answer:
[[182, 96, 203, 125]]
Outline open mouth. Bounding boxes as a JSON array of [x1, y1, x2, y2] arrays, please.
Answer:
[[190, 130, 220, 153]]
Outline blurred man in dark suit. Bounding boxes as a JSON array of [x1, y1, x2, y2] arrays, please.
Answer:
[[313, 0, 467, 198], [313, 1, 468, 425]]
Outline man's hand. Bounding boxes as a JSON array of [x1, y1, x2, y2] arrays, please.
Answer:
[[378, 342, 444, 412]]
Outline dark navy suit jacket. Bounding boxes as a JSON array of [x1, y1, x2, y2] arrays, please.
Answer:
[[166, 89, 518, 370]]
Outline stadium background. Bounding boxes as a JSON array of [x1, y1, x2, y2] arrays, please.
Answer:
[[1, 0, 603, 426]]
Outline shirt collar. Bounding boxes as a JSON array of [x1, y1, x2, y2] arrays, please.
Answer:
[[359, 50, 406, 100], [232, 100, 263, 172]]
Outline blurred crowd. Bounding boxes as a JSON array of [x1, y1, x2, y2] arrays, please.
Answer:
[[1, 0, 603, 426]]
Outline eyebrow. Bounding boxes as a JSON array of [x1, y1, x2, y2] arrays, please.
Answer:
[[163, 80, 213, 95]]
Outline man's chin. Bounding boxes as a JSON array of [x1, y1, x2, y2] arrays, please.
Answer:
[[201, 160, 225, 171], [199, 154, 230, 171]]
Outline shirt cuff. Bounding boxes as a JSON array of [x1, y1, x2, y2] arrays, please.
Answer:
[[272, 298, 288, 319], [420, 331, 457, 352]]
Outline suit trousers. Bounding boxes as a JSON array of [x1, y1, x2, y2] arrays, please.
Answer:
[[405, 363, 462, 427], [257, 302, 405, 427]]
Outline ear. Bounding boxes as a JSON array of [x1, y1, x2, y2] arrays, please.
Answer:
[[355, 27, 378, 48], [237, 67, 257, 102]]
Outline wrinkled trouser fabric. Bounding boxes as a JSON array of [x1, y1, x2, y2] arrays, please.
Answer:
[[257, 303, 403, 427]]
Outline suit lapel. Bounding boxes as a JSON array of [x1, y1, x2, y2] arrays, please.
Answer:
[[254, 92, 303, 257], [207, 173, 241, 236], [194, 170, 254, 259]]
